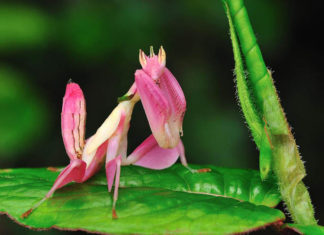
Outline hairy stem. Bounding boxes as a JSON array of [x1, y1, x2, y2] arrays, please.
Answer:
[[223, 0, 316, 225], [225, 2, 272, 180]]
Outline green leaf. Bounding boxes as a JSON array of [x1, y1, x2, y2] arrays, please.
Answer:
[[284, 224, 324, 235], [0, 164, 283, 234], [118, 164, 281, 207]]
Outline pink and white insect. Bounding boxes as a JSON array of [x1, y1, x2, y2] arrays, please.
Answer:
[[22, 46, 210, 219]]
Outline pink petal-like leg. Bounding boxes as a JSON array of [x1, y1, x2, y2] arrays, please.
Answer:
[[21, 159, 86, 218], [160, 68, 186, 135], [82, 139, 108, 181], [104, 112, 126, 219], [61, 82, 86, 159], [125, 134, 179, 169], [136, 47, 186, 148], [22, 81, 88, 219], [135, 70, 173, 148], [51, 159, 86, 188], [106, 155, 122, 219], [125, 135, 211, 173]]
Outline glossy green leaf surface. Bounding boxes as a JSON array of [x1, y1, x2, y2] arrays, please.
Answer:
[[285, 224, 324, 235], [0, 164, 283, 234], [117, 164, 281, 207]]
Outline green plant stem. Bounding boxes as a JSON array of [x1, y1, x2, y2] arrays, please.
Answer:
[[223, 0, 317, 225], [225, 2, 272, 180]]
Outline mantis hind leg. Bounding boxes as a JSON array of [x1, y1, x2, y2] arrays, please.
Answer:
[[177, 140, 211, 173], [105, 155, 122, 219], [21, 159, 86, 218]]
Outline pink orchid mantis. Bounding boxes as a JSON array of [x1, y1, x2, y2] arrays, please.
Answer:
[[84, 47, 210, 218], [21, 81, 192, 219], [22, 46, 210, 220]]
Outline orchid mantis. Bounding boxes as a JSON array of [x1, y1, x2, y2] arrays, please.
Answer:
[[22, 46, 209, 220], [85, 46, 209, 217]]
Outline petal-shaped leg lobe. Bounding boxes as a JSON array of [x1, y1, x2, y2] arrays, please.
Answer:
[[135, 69, 172, 148], [106, 158, 117, 192], [21, 159, 86, 218], [82, 140, 108, 181], [105, 113, 125, 192], [158, 68, 187, 147], [105, 156, 122, 219], [129, 135, 180, 169], [51, 159, 86, 192], [160, 68, 186, 126], [61, 82, 86, 160]]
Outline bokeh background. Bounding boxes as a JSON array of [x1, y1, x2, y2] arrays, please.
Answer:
[[0, 0, 322, 234]]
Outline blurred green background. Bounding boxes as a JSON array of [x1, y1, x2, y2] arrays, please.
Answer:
[[0, 0, 322, 234]]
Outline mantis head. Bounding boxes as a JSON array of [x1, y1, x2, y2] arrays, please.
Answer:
[[139, 46, 166, 81]]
